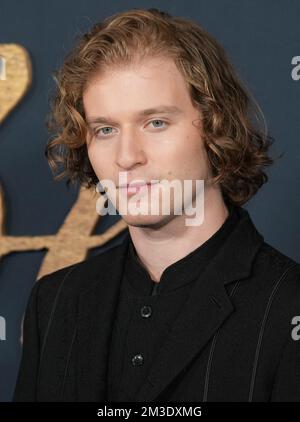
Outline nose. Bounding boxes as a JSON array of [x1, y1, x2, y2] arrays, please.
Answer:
[[115, 129, 147, 170]]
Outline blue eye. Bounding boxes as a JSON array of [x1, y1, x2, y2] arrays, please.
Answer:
[[94, 119, 168, 139], [97, 127, 113, 136], [149, 119, 167, 128]]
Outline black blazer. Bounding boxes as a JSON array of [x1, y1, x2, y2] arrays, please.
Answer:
[[13, 207, 300, 402]]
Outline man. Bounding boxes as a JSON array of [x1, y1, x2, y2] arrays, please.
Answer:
[[14, 8, 300, 402]]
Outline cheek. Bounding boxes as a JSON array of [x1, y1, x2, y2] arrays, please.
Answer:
[[185, 131, 208, 167], [87, 143, 116, 182], [178, 135, 208, 178], [171, 130, 205, 163], [87, 147, 95, 169], [86, 143, 102, 174]]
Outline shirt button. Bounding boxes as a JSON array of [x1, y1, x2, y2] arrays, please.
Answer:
[[132, 354, 144, 366], [141, 305, 152, 318]]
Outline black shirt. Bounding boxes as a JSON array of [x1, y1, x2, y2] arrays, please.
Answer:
[[107, 202, 239, 401]]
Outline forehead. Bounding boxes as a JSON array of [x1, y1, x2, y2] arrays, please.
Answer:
[[82, 56, 192, 115]]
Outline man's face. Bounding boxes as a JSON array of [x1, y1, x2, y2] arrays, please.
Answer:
[[83, 56, 211, 228]]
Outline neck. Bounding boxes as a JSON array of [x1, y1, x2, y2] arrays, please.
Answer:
[[128, 186, 229, 283]]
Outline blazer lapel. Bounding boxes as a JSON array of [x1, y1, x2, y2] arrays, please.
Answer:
[[134, 261, 234, 401]]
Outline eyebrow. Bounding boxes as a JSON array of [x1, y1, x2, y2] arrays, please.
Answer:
[[85, 105, 183, 126]]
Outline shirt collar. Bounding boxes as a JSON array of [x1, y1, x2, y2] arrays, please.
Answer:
[[124, 201, 240, 296]]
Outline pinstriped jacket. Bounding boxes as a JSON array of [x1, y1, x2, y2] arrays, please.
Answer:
[[13, 206, 300, 402]]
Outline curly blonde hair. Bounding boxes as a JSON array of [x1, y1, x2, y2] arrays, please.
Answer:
[[45, 7, 277, 206]]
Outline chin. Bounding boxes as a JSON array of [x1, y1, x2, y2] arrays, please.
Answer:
[[120, 212, 174, 230]]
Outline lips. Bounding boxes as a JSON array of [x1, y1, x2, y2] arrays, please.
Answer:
[[119, 183, 148, 188], [118, 181, 160, 196], [118, 181, 159, 188]]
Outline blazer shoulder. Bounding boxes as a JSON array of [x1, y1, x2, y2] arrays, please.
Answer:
[[35, 238, 128, 301], [258, 241, 300, 272], [256, 241, 300, 298]]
